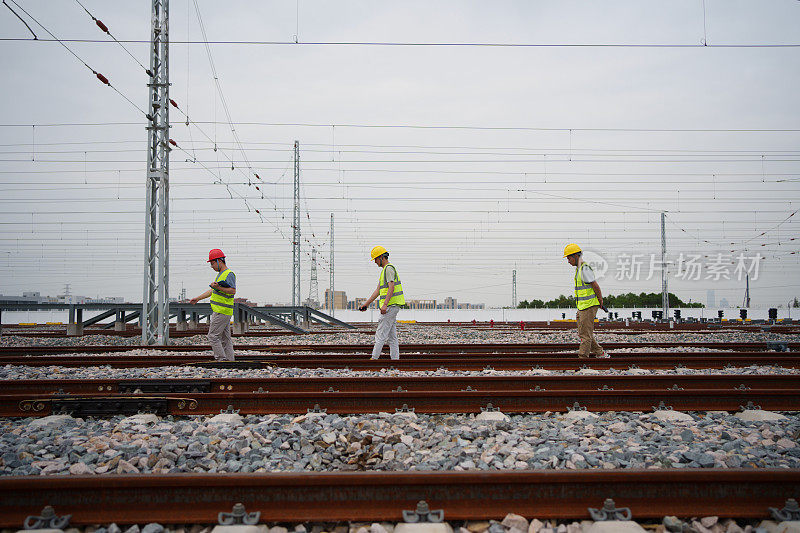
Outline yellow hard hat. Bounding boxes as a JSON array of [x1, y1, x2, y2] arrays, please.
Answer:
[[563, 243, 582, 257], [370, 245, 388, 259]]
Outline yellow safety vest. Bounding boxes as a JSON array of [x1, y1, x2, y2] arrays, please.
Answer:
[[574, 263, 600, 310], [378, 264, 405, 307], [210, 269, 235, 316]]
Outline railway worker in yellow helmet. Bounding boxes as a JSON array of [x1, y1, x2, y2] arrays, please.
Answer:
[[359, 245, 406, 360], [190, 248, 237, 362], [564, 243, 609, 359]]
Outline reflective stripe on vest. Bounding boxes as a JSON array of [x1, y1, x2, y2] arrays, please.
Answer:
[[210, 269, 235, 316], [574, 263, 600, 310], [379, 264, 406, 307]]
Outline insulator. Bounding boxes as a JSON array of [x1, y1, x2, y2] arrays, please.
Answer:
[[255, 186, 260, 191], [169, 139, 177, 147], [255, 209, 260, 214], [95, 72, 110, 85], [169, 99, 178, 108], [95, 19, 109, 34], [254, 174, 260, 180], [146, 69, 154, 77], [146, 114, 154, 121]]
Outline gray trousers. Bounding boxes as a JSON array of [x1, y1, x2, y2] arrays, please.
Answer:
[[371, 306, 400, 360], [208, 312, 235, 361]]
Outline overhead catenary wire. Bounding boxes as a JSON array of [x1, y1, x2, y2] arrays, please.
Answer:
[[3, 0, 147, 116], [3, 37, 800, 48]]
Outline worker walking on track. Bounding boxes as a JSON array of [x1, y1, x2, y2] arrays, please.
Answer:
[[564, 243, 609, 359], [190, 249, 237, 362], [359, 245, 405, 360]]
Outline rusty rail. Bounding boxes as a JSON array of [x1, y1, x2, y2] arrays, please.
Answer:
[[5, 387, 800, 417], [6, 374, 799, 395], [1, 470, 798, 525], [0, 341, 796, 357]]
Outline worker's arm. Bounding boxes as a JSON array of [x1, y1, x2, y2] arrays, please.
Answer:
[[589, 281, 603, 308], [360, 287, 381, 311], [380, 281, 395, 314], [189, 289, 213, 304]]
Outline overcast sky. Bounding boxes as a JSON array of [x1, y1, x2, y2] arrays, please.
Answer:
[[1, 0, 799, 308]]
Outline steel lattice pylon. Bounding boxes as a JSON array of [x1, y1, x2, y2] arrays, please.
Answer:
[[142, 0, 170, 345], [661, 211, 669, 318], [329, 213, 334, 316], [292, 141, 300, 312], [309, 248, 319, 307]]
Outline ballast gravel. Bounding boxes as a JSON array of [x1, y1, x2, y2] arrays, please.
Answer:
[[2, 409, 798, 477], [2, 324, 799, 348]]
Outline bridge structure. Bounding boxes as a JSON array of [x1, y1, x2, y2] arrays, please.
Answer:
[[0, 303, 354, 338]]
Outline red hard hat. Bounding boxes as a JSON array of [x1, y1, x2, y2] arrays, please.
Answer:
[[208, 249, 225, 262]]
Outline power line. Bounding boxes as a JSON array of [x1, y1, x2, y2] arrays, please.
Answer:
[[4, 0, 146, 116], [3, 37, 800, 48]]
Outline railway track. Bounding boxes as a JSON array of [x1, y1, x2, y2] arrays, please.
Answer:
[[6, 386, 800, 417], [7, 373, 798, 394], [0, 341, 796, 356], [1, 470, 798, 525], [3, 353, 799, 369]]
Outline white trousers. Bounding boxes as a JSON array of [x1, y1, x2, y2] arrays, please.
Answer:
[[371, 306, 400, 360]]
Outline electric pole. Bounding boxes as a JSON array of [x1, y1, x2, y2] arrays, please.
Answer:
[[142, 0, 170, 345], [661, 212, 668, 319], [743, 274, 751, 308], [292, 140, 300, 311], [330, 213, 334, 316], [308, 248, 319, 308], [512, 269, 517, 308]]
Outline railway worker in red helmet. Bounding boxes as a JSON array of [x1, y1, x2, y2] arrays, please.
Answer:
[[359, 245, 406, 360], [190, 249, 237, 361], [564, 243, 609, 359]]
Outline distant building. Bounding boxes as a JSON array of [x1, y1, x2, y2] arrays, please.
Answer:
[[707, 289, 716, 308], [407, 299, 436, 310], [234, 298, 258, 307], [719, 298, 730, 308], [324, 289, 347, 310], [443, 296, 457, 309]]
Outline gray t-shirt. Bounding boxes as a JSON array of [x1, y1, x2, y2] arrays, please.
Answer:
[[216, 271, 236, 288], [579, 263, 595, 284], [383, 265, 397, 284]]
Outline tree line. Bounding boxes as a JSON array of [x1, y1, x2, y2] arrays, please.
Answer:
[[517, 292, 704, 309]]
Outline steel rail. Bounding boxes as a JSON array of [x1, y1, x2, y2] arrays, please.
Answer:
[[5, 374, 799, 395], [2, 353, 799, 369], [5, 388, 800, 417], [1, 470, 798, 525], [0, 341, 795, 356]]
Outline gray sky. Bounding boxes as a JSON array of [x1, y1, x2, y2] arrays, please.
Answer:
[[1, 0, 799, 307]]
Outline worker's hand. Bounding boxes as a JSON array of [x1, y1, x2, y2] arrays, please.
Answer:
[[189, 297, 199, 305], [359, 305, 367, 312], [210, 282, 220, 290], [380, 305, 388, 315]]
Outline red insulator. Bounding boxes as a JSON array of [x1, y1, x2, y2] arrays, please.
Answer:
[[254, 173, 260, 180], [255, 186, 260, 191], [95, 19, 109, 34], [169, 139, 177, 147], [255, 209, 260, 214], [169, 99, 178, 108], [95, 72, 110, 85]]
